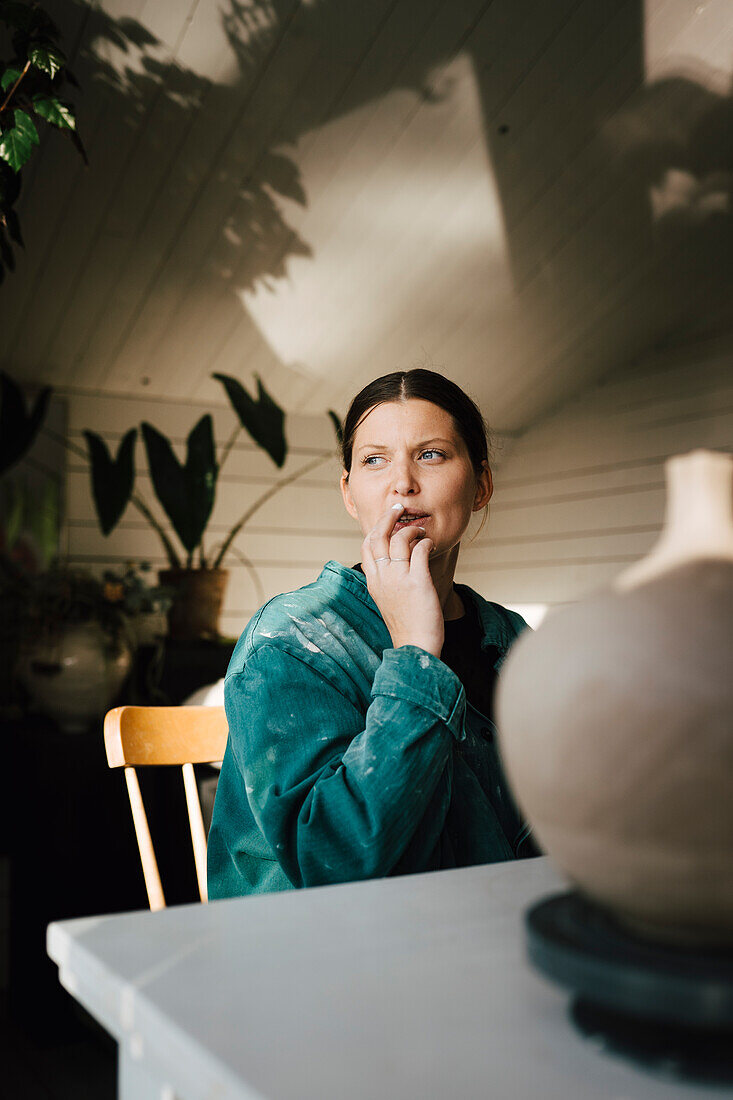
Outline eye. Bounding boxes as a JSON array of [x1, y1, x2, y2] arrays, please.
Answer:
[[361, 449, 447, 466]]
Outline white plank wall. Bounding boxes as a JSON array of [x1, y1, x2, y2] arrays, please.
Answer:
[[61, 389, 358, 637], [455, 333, 733, 609], [60, 331, 731, 637], [60, 385, 508, 637]]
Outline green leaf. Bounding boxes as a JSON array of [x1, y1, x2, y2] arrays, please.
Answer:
[[0, 372, 52, 475], [1, 66, 22, 91], [142, 416, 218, 554], [13, 109, 38, 147], [0, 125, 32, 172], [213, 372, 287, 468], [83, 428, 136, 536], [29, 44, 65, 79], [31, 94, 75, 130]]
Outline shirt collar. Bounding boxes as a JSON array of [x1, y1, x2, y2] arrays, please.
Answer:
[[321, 560, 516, 656]]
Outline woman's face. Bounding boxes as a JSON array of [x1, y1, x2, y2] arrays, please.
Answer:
[[340, 398, 492, 559]]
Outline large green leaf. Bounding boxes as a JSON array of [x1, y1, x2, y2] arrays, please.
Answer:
[[214, 372, 287, 468], [83, 428, 136, 536], [142, 415, 218, 555], [0, 124, 32, 171], [0, 372, 52, 475], [29, 44, 65, 79], [31, 93, 75, 130], [13, 109, 39, 147], [1, 67, 22, 92]]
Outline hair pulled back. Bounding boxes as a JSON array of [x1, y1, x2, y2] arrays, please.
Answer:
[[340, 368, 492, 538], [341, 368, 491, 479]]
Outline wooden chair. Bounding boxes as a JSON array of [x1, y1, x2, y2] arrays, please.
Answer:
[[104, 705, 229, 911]]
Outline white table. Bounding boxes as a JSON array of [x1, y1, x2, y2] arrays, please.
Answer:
[[47, 858, 722, 1099]]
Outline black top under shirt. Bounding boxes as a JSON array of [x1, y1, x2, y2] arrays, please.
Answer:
[[351, 563, 498, 720], [352, 562, 538, 860]]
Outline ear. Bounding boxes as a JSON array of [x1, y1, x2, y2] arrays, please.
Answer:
[[340, 469, 358, 520], [473, 462, 493, 511]]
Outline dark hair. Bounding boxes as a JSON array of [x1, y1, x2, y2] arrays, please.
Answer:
[[340, 368, 492, 536]]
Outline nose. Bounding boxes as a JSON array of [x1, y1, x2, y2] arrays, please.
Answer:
[[391, 454, 420, 498]]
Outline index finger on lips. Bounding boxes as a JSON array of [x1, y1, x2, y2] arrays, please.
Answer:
[[363, 503, 405, 568]]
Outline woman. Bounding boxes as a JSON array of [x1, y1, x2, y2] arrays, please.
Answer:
[[207, 369, 535, 899]]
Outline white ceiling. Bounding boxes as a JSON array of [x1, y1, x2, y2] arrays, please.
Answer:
[[2, 0, 732, 431]]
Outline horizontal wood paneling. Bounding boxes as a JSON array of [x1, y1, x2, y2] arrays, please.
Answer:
[[55, 332, 733, 637], [454, 335, 733, 606], [9, 0, 729, 436], [61, 389, 357, 635]]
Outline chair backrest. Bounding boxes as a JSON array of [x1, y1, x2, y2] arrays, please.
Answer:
[[104, 705, 229, 911]]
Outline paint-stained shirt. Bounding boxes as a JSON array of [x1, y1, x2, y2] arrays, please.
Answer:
[[207, 559, 533, 899]]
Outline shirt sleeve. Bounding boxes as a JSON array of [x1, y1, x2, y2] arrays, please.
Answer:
[[224, 642, 466, 888]]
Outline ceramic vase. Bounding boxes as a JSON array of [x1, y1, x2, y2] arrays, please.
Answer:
[[17, 619, 133, 733], [495, 449, 733, 946]]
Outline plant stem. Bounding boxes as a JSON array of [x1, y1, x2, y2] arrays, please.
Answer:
[[218, 424, 241, 475], [45, 426, 183, 570], [131, 494, 181, 569], [212, 450, 336, 569], [226, 544, 265, 606], [0, 59, 31, 116]]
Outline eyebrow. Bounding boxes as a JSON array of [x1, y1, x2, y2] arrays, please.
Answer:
[[356, 437, 455, 453]]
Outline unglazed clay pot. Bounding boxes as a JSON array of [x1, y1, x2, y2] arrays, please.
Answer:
[[495, 450, 733, 946]]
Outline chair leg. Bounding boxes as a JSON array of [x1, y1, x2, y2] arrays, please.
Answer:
[[124, 767, 166, 911], [182, 762, 208, 903]]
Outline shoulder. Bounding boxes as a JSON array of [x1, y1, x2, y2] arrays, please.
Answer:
[[226, 567, 346, 676], [490, 602, 531, 639], [457, 584, 531, 647]]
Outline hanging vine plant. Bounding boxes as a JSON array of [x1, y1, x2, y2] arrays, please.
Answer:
[[0, 0, 87, 282]]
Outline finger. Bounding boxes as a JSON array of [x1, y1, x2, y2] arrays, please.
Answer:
[[366, 502, 405, 564], [406, 535, 433, 569], [389, 524, 426, 561]]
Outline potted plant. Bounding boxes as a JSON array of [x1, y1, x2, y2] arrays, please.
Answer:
[[101, 561, 174, 647], [83, 372, 342, 639]]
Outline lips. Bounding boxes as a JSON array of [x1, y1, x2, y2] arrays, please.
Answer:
[[395, 512, 429, 526]]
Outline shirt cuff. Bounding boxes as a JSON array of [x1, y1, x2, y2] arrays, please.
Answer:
[[372, 646, 466, 741]]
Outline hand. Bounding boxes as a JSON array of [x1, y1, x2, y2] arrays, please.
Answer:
[[361, 503, 444, 658]]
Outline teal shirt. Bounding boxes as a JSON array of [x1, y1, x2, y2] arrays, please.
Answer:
[[207, 560, 530, 899]]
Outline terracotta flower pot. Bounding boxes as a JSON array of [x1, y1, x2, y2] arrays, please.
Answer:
[[158, 568, 229, 641], [496, 450, 733, 946]]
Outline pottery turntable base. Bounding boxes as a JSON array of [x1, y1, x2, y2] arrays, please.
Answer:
[[527, 891, 733, 1085]]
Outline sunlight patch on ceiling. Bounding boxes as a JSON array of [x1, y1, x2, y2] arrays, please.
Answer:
[[643, 0, 733, 225], [237, 52, 513, 397], [645, 0, 733, 90]]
